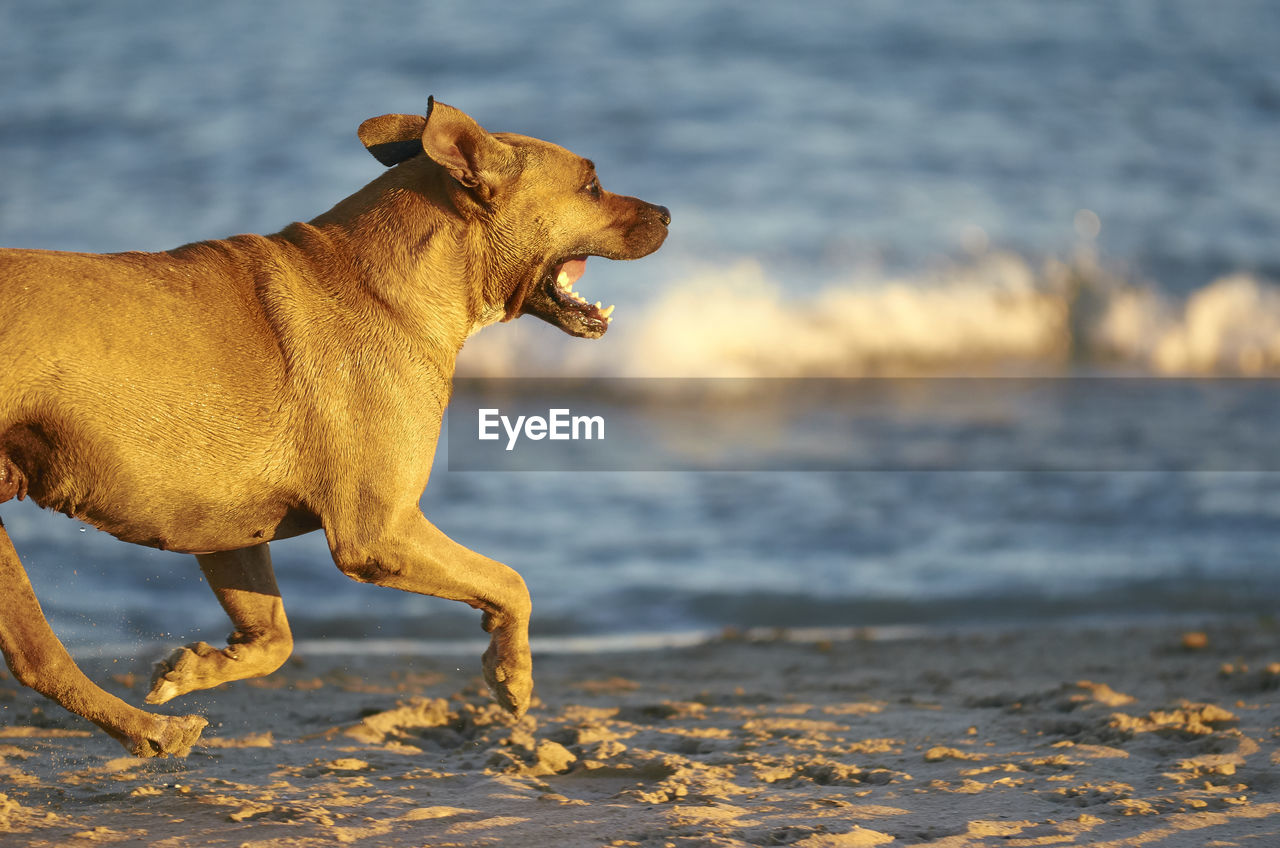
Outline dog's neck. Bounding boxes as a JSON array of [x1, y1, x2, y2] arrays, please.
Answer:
[[303, 159, 525, 356]]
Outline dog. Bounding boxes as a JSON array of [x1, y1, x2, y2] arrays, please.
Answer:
[[0, 97, 669, 756]]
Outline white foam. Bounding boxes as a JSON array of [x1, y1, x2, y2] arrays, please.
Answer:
[[457, 255, 1280, 377]]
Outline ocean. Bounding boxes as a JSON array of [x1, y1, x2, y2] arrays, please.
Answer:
[[1, 0, 1279, 657]]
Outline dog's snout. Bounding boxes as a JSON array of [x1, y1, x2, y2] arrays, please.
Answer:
[[654, 205, 671, 227]]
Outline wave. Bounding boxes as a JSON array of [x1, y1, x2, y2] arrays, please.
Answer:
[[458, 254, 1280, 377]]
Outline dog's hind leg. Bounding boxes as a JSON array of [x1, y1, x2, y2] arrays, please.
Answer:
[[0, 517, 207, 756], [147, 543, 293, 705]]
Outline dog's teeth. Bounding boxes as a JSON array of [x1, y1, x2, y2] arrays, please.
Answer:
[[594, 301, 602, 309], [601, 304, 615, 318], [557, 270, 571, 289]]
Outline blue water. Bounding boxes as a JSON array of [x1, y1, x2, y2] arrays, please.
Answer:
[[4, 1, 1279, 284], [2, 1, 1279, 653]]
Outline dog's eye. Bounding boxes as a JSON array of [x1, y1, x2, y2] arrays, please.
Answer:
[[584, 178, 602, 198]]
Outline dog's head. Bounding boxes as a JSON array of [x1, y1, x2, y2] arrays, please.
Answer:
[[358, 98, 669, 339]]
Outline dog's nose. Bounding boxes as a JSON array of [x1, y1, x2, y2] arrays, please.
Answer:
[[654, 205, 671, 226]]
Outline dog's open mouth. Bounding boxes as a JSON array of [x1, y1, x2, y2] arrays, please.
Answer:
[[519, 256, 616, 339]]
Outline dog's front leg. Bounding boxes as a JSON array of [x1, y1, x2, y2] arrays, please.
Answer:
[[327, 511, 533, 716], [147, 544, 294, 705]]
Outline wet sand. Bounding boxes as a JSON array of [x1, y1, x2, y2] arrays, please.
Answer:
[[2, 621, 1278, 847]]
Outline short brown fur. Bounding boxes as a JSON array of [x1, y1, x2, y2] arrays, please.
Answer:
[[0, 100, 668, 756]]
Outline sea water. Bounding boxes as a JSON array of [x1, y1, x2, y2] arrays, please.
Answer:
[[1, 0, 1278, 655]]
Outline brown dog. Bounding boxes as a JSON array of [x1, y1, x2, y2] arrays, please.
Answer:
[[0, 98, 669, 756]]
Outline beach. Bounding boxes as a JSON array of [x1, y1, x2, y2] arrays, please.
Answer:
[[2, 4, 1280, 846], [2, 620, 1277, 847]]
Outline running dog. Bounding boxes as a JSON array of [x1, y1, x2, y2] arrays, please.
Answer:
[[0, 98, 669, 755]]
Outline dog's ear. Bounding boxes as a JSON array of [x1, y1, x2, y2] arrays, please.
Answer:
[[358, 113, 429, 166], [421, 97, 514, 201]]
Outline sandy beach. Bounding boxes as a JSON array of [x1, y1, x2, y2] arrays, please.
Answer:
[[1, 620, 1277, 847]]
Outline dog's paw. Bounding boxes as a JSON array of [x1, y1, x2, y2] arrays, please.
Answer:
[[482, 638, 534, 717], [124, 713, 208, 758], [145, 641, 222, 705]]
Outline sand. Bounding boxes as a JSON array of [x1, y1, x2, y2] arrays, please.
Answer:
[[1, 620, 1278, 847]]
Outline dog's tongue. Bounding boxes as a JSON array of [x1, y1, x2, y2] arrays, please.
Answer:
[[558, 257, 587, 286]]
